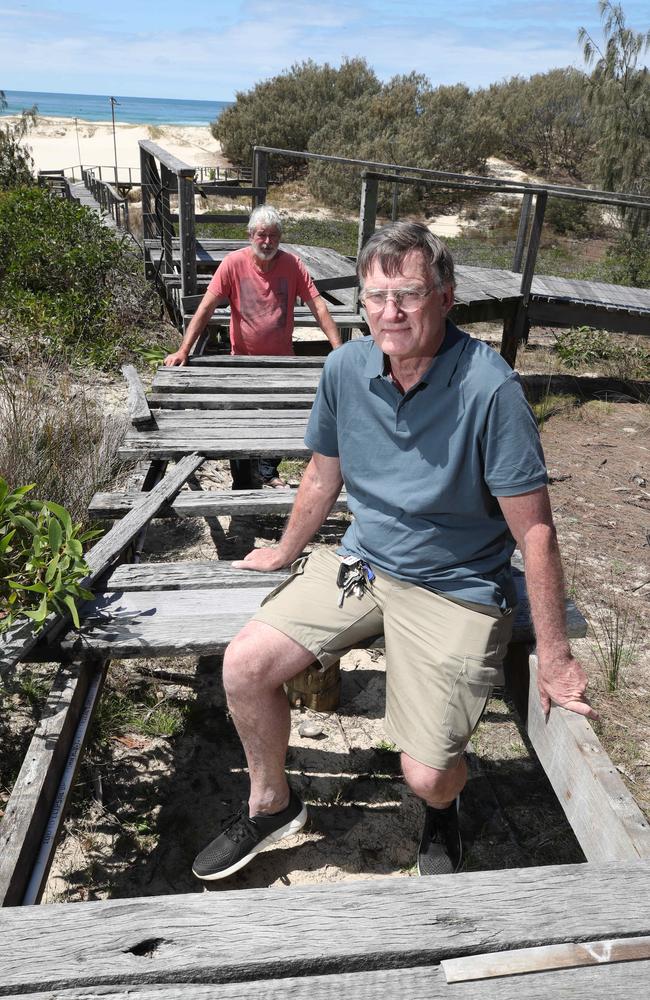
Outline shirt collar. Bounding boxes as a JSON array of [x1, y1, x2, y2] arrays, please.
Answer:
[[363, 320, 469, 387]]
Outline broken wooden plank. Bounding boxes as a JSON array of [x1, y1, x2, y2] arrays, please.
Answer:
[[121, 364, 153, 427], [442, 935, 650, 983], [45, 569, 585, 661], [0, 860, 649, 994], [0, 657, 108, 906]]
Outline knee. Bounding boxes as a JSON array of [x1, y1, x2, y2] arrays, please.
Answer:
[[401, 753, 466, 807], [222, 629, 276, 699]]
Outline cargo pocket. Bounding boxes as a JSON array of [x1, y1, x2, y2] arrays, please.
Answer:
[[443, 652, 505, 743], [259, 555, 309, 607]]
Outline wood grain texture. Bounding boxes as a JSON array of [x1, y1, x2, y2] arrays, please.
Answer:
[[88, 488, 348, 519], [3, 961, 650, 999], [121, 365, 152, 427], [46, 568, 586, 660], [442, 935, 650, 982], [104, 562, 290, 591], [0, 659, 106, 906], [1, 861, 649, 994], [523, 656, 650, 862]]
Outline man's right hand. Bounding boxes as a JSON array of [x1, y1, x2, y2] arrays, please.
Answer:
[[232, 547, 293, 572], [164, 349, 189, 367]]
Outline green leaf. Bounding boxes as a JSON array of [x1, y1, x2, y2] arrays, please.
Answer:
[[24, 595, 49, 623], [0, 529, 16, 554], [48, 516, 62, 553], [44, 501, 73, 536], [44, 554, 60, 583], [66, 538, 83, 557], [10, 514, 38, 535], [17, 581, 49, 594], [63, 594, 80, 628]]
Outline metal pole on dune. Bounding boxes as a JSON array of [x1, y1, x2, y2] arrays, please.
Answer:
[[74, 117, 82, 178], [109, 96, 120, 184]]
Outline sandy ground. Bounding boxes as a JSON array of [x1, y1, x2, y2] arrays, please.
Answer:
[[3, 114, 229, 178]]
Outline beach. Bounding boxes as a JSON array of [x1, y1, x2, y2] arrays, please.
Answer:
[[3, 114, 229, 178]]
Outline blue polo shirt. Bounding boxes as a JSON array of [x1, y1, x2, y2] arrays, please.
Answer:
[[304, 322, 548, 609]]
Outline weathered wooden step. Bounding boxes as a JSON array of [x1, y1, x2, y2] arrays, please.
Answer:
[[88, 487, 348, 520]]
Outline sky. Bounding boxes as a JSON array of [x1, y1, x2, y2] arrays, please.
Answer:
[[1, 0, 648, 101]]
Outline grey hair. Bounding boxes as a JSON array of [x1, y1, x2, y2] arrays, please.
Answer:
[[357, 221, 455, 291], [248, 205, 283, 236]]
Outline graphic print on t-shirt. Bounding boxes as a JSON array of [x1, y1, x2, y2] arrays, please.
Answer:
[[239, 275, 288, 340]]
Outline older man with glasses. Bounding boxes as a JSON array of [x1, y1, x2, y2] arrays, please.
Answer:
[[192, 220, 596, 883], [165, 205, 341, 488]]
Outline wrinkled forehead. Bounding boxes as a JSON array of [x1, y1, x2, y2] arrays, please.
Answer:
[[251, 226, 281, 239], [361, 249, 431, 286]]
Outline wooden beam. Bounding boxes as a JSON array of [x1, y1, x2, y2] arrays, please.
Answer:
[[178, 173, 197, 297], [0, 657, 108, 906], [121, 365, 153, 427], [512, 192, 533, 273], [1, 860, 649, 993], [504, 653, 650, 862]]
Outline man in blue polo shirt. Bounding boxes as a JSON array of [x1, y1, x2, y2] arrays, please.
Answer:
[[192, 221, 597, 883]]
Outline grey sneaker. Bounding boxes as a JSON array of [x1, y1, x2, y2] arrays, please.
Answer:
[[192, 790, 307, 881], [417, 798, 462, 876]]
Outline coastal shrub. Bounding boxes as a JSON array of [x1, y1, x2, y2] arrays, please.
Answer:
[[212, 58, 381, 175], [0, 478, 99, 634], [545, 198, 603, 238], [602, 229, 650, 288], [0, 363, 128, 524], [306, 78, 492, 213], [0, 186, 158, 367], [477, 69, 593, 177], [0, 94, 35, 190]]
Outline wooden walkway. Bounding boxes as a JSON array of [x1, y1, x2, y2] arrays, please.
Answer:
[[3, 355, 650, 1000], [147, 238, 650, 338]]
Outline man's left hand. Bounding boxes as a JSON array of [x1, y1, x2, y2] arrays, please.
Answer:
[[535, 652, 599, 720], [232, 547, 293, 572]]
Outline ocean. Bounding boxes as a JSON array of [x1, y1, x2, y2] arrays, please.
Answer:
[[0, 89, 231, 126]]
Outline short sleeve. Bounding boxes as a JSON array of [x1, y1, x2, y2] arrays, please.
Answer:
[[294, 256, 319, 303], [208, 256, 233, 299], [482, 374, 548, 496], [304, 358, 340, 457]]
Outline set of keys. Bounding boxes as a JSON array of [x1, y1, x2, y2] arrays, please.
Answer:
[[336, 556, 375, 607]]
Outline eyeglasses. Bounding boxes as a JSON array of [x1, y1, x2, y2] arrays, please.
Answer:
[[361, 287, 436, 312]]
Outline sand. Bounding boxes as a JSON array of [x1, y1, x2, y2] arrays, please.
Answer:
[[3, 114, 229, 179]]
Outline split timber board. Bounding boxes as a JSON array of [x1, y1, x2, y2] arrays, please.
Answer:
[[1, 861, 649, 997], [88, 487, 348, 519], [32, 566, 586, 661]]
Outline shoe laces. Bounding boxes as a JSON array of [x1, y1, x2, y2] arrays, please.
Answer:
[[223, 804, 258, 844]]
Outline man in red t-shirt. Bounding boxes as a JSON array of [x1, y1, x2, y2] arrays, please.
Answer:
[[165, 206, 341, 487]]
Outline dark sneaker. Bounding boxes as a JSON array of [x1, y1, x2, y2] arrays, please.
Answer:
[[417, 798, 462, 876], [192, 790, 307, 881]]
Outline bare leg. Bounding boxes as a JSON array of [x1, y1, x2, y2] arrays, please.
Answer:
[[401, 753, 467, 808], [223, 620, 315, 815]]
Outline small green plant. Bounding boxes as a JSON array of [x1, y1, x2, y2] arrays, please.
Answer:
[[590, 597, 640, 693], [374, 739, 398, 753], [0, 477, 100, 632], [133, 345, 175, 369], [555, 327, 618, 369], [531, 393, 578, 428]]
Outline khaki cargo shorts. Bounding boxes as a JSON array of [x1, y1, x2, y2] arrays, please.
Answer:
[[253, 547, 513, 771]]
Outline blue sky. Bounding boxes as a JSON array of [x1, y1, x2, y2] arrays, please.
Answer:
[[1, 0, 648, 100]]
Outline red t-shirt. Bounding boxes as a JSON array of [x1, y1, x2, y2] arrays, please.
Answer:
[[207, 247, 318, 355]]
